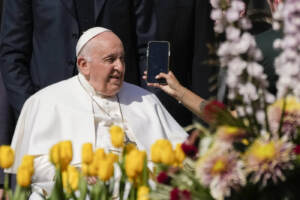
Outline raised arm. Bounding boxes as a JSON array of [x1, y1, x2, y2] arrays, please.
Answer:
[[0, 0, 35, 115], [145, 71, 207, 119]]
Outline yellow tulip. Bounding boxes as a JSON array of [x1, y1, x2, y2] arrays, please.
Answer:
[[87, 149, 106, 176], [67, 166, 79, 191], [17, 166, 31, 187], [150, 142, 161, 163], [151, 139, 175, 165], [109, 125, 125, 148], [82, 143, 93, 164], [125, 143, 137, 154], [94, 148, 106, 162], [125, 150, 135, 177], [137, 186, 150, 200], [62, 166, 79, 193], [125, 149, 146, 180], [161, 148, 175, 165], [157, 140, 173, 149], [174, 143, 185, 164], [107, 153, 118, 163], [59, 141, 73, 171], [98, 159, 114, 182], [82, 163, 89, 176], [50, 143, 60, 167], [20, 155, 35, 176], [88, 159, 99, 176], [151, 139, 174, 164], [0, 146, 14, 169], [49, 141, 73, 171]]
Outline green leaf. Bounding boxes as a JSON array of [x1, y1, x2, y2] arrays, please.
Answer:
[[12, 185, 21, 200], [142, 156, 149, 187], [128, 186, 136, 200], [78, 176, 88, 200], [90, 181, 102, 200], [48, 168, 65, 200]]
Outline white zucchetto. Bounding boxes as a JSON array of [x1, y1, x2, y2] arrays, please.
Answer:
[[76, 27, 111, 56]]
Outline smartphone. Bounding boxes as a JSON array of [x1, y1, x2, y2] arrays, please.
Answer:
[[146, 41, 170, 84]]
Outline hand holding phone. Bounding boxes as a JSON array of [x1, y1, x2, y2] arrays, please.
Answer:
[[146, 41, 170, 84]]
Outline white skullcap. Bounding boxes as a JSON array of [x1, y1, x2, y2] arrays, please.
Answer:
[[76, 27, 111, 56]]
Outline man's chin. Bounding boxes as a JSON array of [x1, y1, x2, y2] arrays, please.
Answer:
[[105, 85, 122, 97]]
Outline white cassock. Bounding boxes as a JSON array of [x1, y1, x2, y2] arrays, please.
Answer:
[[6, 74, 188, 199]]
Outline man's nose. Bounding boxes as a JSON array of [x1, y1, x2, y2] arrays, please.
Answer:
[[114, 59, 124, 70]]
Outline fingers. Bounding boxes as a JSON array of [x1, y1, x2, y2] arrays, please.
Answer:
[[147, 82, 161, 88], [87, 176, 98, 185], [155, 72, 169, 80]]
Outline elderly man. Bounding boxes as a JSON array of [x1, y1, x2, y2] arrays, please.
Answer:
[[6, 27, 187, 198]]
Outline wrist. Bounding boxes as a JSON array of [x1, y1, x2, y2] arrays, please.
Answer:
[[176, 86, 187, 104]]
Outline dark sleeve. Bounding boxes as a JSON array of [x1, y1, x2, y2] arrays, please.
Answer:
[[133, 0, 157, 73], [0, 0, 34, 115]]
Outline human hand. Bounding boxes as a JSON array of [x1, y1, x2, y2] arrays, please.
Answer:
[[86, 176, 97, 185], [143, 71, 186, 100]]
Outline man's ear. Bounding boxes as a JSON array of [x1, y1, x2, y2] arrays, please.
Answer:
[[77, 57, 90, 76]]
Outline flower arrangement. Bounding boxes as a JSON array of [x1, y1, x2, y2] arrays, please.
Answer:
[[149, 0, 300, 200]]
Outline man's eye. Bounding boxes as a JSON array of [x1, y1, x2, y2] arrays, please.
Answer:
[[106, 57, 115, 63]]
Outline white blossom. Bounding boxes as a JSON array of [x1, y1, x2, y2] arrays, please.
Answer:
[[256, 110, 266, 125], [226, 26, 241, 41], [226, 8, 240, 23], [247, 62, 263, 78], [211, 9, 223, 21], [210, 0, 220, 8]]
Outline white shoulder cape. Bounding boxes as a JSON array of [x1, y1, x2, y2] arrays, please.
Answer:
[[7, 76, 187, 173]]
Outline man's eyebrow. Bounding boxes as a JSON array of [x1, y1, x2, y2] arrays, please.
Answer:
[[103, 54, 115, 59], [103, 53, 125, 58]]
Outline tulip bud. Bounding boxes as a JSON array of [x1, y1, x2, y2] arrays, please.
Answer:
[[0, 146, 14, 169], [150, 143, 161, 163], [82, 143, 93, 164], [107, 153, 118, 163], [109, 125, 125, 148], [62, 166, 79, 193], [49, 143, 60, 167], [161, 148, 175, 165], [17, 167, 31, 187], [88, 160, 98, 177], [137, 186, 150, 200], [82, 163, 89, 176], [151, 139, 175, 165], [94, 148, 106, 162], [67, 166, 79, 191], [174, 143, 185, 164], [59, 141, 73, 171], [125, 149, 146, 180], [98, 159, 114, 182], [20, 155, 35, 176]]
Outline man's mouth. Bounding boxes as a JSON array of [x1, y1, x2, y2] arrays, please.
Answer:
[[109, 74, 121, 80]]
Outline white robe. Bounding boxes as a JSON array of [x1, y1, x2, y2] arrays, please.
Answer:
[[7, 75, 187, 197]]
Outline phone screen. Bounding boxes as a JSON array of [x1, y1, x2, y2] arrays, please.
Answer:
[[147, 41, 170, 84]]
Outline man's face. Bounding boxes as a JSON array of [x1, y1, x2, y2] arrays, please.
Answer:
[[80, 32, 125, 97]]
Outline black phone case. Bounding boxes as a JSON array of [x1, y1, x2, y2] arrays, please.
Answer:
[[147, 41, 170, 84]]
